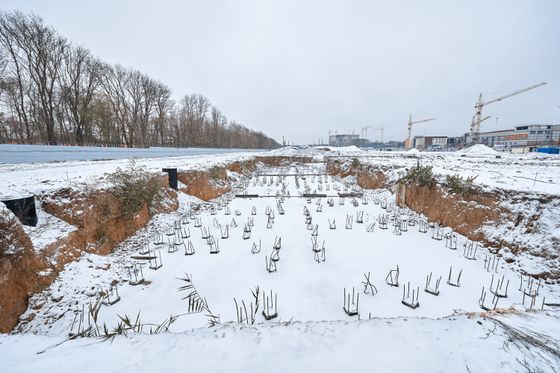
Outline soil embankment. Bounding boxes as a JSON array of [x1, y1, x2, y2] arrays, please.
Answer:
[[326, 159, 386, 189]]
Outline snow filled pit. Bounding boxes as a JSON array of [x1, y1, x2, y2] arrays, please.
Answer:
[[21, 164, 559, 336]]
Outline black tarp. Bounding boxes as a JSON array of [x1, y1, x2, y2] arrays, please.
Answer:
[[2, 195, 38, 226], [162, 168, 178, 190]]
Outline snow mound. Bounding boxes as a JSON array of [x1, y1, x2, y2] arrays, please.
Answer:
[[336, 146, 362, 153], [460, 144, 497, 155], [268, 145, 362, 156], [268, 146, 318, 156], [407, 148, 421, 155]]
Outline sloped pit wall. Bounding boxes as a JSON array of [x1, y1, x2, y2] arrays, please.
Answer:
[[327, 158, 510, 252], [0, 178, 178, 333], [177, 168, 231, 201], [395, 183, 502, 243], [326, 159, 387, 189], [41, 186, 178, 271], [395, 183, 560, 268], [479, 192, 560, 261], [226, 159, 257, 175], [0, 207, 49, 333]]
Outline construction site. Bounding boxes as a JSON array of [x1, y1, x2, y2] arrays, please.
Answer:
[[1, 3, 559, 372], [329, 82, 559, 153]]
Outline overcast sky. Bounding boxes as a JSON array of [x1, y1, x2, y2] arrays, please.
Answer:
[[4, 0, 560, 144]]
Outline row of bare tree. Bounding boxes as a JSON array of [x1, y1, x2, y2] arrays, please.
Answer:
[[0, 11, 279, 149]]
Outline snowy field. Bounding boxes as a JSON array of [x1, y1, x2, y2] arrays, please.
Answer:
[[307, 145, 560, 195], [2, 149, 560, 371], [0, 144, 261, 164], [3, 311, 560, 373]]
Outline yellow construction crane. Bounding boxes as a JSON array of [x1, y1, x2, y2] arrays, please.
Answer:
[[471, 82, 547, 143], [406, 115, 435, 149]]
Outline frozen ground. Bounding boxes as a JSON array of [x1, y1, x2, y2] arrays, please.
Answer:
[[0, 144, 261, 164], [2, 311, 560, 373], [3, 149, 560, 371]]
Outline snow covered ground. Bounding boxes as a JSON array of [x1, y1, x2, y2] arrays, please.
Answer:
[[2, 145, 558, 199], [2, 148, 560, 371], [270, 145, 560, 195], [19, 171, 559, 336], [3, 311, 560, 373], [22, 201, 77, 253]]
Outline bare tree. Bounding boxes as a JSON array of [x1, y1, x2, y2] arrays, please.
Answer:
[[58, 46, 103, 144], [102, 64, 132, 146], [0, 11, 280, 149], [138, 74, 157, 147], [17, 12, 67, 144], [0, 11, 32, 140], [153, 82, 172, 145]]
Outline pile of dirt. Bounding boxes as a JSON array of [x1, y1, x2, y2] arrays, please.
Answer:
[[226, 159, 256, 175], [459, 144, 498, 155]]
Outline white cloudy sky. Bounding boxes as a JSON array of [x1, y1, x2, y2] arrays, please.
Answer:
[[4, 0, 560, 144]]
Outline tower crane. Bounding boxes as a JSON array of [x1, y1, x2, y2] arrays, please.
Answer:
[[406, 115, 435, 149], [469, 114, 492, 135], [471, 82, 547, 143]]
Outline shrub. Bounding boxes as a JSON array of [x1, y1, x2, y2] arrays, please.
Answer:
[[208, 166, 223, 180], [398, 163, 436, 188], [444, 174, 478, 197], [107, 160, 163, 217], [351, 158, 361, 168]]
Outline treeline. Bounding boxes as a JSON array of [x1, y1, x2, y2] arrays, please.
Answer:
[[0, 11, 280, 149]]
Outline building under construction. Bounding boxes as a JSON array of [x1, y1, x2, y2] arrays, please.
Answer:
[[328, 134, 361, 147], [412, 136, 451, 151], [411, 124, 560, 152], [475, 124, 560, 151]]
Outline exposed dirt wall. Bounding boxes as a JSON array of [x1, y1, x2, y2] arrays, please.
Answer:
[[0, 185, 178, 333], [178, 168, 231, 201], [41, 189, 172, 271], [226, 159, 256, 175], [395, 183, 502, 243], [0, 209, 49, 333], [326, 160, 387, 189]]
